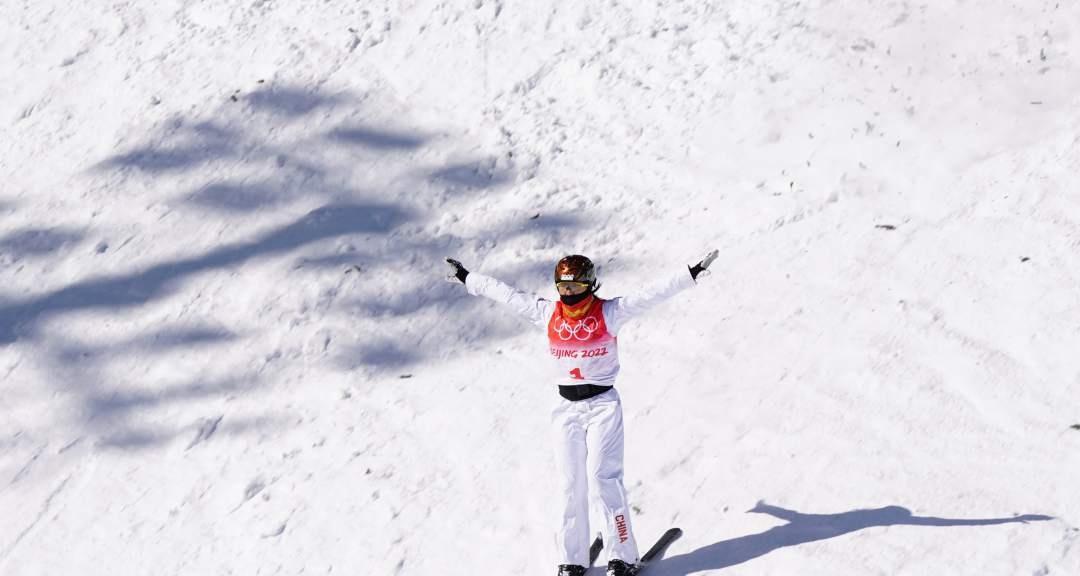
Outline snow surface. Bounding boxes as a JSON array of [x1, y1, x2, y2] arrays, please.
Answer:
[[2, 1, 1079, 574]]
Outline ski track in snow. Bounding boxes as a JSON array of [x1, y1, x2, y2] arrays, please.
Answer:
[[1, 475, 72, 564], [1, 0, 1079, 574]]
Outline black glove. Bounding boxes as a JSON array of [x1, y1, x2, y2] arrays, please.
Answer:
[[689, 249, 719, 280], [445, 257, 469, 284]]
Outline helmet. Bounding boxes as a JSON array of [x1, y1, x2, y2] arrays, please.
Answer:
[[554, 255, 596, 287]]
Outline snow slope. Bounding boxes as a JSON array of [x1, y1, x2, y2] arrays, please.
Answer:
[[2, 1, 1079, 574]]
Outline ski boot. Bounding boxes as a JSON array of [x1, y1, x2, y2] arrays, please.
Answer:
[[606, 559, 638, 576], [557, 565, 587, 576]]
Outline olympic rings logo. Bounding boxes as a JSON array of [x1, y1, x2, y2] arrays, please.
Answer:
[[553, 317, 600, 341]]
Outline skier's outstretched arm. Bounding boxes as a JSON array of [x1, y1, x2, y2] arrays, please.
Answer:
[[605, 249, 718, 334], [445, 258, 553, 328]]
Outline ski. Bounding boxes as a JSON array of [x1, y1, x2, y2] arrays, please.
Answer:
[[589, 532, 604, 566], [633, 527, 682, 574]]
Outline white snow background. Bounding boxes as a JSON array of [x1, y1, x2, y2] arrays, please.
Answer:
[[2, 1, 1079, 574]]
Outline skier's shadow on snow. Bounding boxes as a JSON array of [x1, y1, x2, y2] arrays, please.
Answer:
[[651, 501, 1052, 574]]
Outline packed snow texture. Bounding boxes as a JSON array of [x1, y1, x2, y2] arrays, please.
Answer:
[[2, 1, 1079, 574]]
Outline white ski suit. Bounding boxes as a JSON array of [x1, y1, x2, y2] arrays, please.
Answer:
[[465, 269, 697, 566]]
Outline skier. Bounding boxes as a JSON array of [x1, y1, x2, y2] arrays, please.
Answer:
[[445, 250, 718, 576]]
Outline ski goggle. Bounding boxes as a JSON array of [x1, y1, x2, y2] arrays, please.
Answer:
[[555, 281, 592, 289]]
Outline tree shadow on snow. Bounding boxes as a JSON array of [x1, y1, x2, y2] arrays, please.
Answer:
[[2, 82, 596, 450], [651, 501, 1054, 575], [0, 202, 409, 344], [0, 227, 85, 261], [39, 326, 285, 450]]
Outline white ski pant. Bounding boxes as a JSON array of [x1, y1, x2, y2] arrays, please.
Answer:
[[551, 388, 639, 565]]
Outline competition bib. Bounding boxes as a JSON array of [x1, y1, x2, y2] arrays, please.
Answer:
[[547, 298, 620, 384]]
